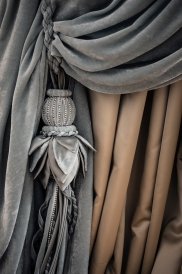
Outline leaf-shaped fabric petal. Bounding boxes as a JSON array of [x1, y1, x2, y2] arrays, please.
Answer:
[[33, 150, 48, 179], [78, 140, 88, 172], [48, 141, 66, 189], [29, 140, 50, 173], [49, 140, 80, 191], [78, 150, 86, 177], [29, 136, 51, 155], [76, 135, 96, 151], [39, 157, 51, 189], [59, 156, 80, 191], [49, 141, 64, 179], [53, 138, 79, 175], [56, 136, 79, 153]]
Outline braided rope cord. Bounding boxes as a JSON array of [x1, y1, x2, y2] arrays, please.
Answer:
[[63, 186, 78, 236], [41, 0, 62, 75]]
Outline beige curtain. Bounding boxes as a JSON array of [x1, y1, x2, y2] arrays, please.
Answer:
[[88, 81, 182, 274]]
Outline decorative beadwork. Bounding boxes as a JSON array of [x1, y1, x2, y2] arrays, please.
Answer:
[[42, 89, 76, 126]]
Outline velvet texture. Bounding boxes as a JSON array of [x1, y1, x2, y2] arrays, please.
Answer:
[[52, 0, 182, 93], [0, 0, 182, 273]]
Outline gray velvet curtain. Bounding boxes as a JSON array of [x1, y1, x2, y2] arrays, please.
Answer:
[[0, 0, 181, 273]]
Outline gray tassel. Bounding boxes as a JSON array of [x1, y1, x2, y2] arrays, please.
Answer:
[[29, 89, 95, 274]]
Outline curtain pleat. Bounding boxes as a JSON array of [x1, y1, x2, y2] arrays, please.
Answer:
[[141, 82, 182, 274], [125, 86, 169, 274], [89, 91, 121, 251], [89, 80, 182, 274], [151, 141, 182, 274], [89, 91, 147, 273]]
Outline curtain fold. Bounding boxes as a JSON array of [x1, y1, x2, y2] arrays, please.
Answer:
[[151, 140, 182, 274], [0, 0, 182, 273], [125, 86, 169, 274], [89, 91, 121, 251], [51, 0, 182, 93], [89, 80, 182, 274], [0, 1, 46, 273]]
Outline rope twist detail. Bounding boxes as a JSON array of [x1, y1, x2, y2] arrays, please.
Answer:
[[41, 0, 62, 74]]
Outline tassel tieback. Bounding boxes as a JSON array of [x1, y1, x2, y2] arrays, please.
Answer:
[[29, 88, 95, 274]]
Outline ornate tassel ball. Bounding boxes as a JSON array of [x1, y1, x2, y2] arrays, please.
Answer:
[[42, 89, 76, 127]]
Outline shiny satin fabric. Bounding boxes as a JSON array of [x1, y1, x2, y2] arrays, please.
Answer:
[[89, 81, 182, 274]]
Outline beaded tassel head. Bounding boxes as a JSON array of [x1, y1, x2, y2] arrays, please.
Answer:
[[42, 89, 76, 127]]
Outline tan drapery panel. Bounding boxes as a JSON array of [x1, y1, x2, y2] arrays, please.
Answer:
[[89, 81, 182, 274]]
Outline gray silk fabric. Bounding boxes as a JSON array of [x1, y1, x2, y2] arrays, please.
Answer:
[[0, 0, 182, 273]]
